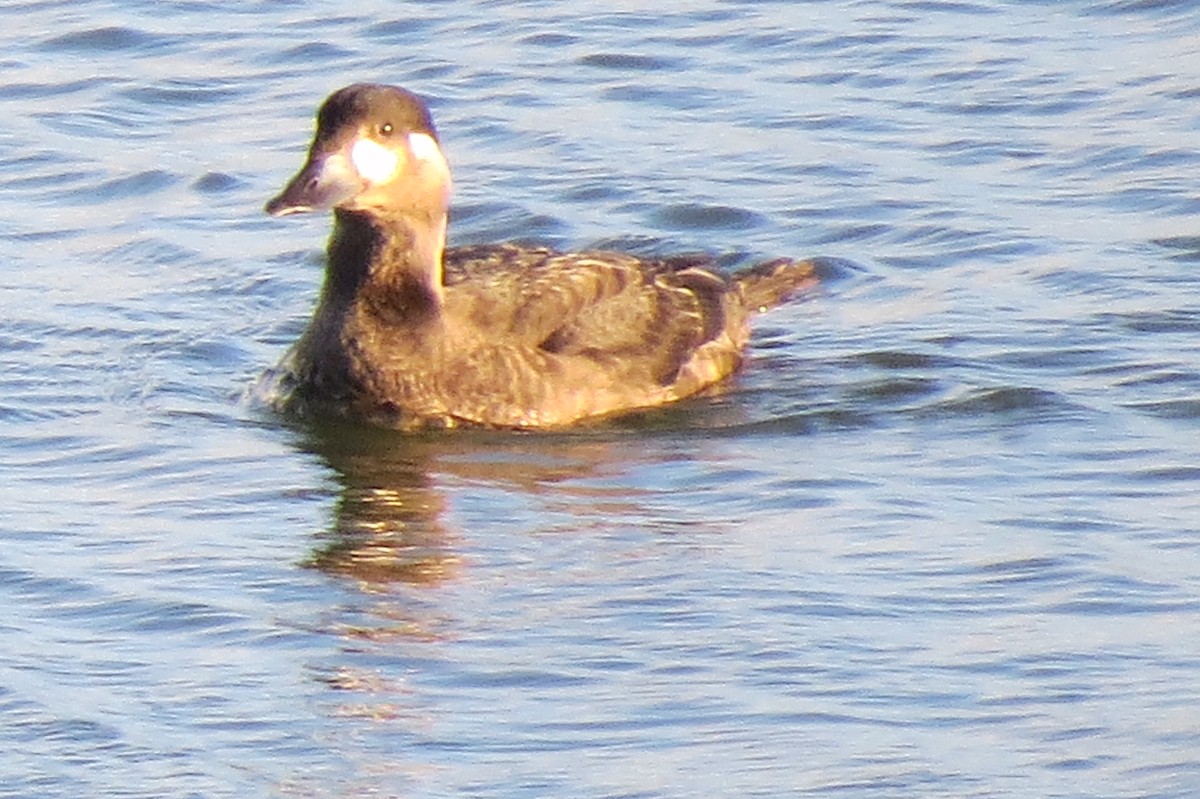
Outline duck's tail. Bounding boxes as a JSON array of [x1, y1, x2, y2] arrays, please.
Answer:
[[733, 258, 820, 313]]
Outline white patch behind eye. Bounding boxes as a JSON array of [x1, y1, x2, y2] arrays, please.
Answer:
[[408, 132, 452, 195], [350, 137, 399, 183], [407, 133, 443, 163]]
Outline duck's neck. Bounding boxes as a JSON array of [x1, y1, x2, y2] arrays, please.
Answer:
[[325, 208, 447, 319]]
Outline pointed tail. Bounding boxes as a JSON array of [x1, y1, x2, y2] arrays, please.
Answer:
[[733, 258, 820, 313]]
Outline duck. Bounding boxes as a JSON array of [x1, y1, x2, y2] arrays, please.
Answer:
[[264, 83, 817, 430]]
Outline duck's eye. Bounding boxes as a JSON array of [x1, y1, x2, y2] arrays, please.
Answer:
[[380, 122, 394, 136]]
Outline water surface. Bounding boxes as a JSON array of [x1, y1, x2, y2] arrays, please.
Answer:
[[3, 1, 1200, 797]]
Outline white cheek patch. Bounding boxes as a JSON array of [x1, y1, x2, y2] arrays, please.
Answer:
[[350, 137, 399, 184]]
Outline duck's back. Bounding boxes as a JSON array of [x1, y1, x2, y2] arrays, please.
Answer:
[[442, 244, 748, 385]]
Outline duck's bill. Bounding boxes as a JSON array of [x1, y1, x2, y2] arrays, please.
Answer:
[[264, 152, 363, 217]]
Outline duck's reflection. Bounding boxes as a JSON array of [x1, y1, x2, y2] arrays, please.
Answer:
[[292, 416, 684, 590], [281, 411, 737, 796], [293, 419, 460, 587]]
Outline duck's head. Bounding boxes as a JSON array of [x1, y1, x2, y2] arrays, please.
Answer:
[[265, 84, 452, 221]]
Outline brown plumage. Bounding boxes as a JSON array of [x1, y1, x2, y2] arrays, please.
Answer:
[[264, 83, 817, 429]]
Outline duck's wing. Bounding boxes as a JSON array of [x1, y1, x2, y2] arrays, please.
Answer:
[[443, 245, 739, 386]]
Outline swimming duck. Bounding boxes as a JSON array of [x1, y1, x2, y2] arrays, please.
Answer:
[[264, 83, 817, 429]]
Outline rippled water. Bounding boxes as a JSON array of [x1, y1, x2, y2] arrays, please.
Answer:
[[3, 1, 1200, 797]]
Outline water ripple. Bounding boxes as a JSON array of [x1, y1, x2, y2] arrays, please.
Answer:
[[38, 25, 173, 53], [3, 2, 1200, 798]]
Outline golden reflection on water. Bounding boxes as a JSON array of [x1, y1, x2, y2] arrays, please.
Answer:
[[296, 419, 461, 589], [294, 418, 673, 591], [307, 479, 458, 588], [285, 414, 718, 795]]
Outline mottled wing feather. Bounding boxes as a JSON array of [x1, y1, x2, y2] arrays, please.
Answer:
[[443, 244, 734, 386], [443, 245, 631, 341]]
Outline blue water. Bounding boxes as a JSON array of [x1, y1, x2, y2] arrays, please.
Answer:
[[3, 1, 1200, 797]]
